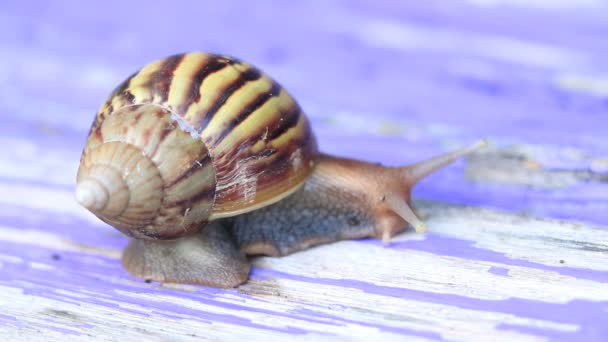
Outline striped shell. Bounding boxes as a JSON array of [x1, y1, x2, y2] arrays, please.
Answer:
[[76, 52, 318, 240]]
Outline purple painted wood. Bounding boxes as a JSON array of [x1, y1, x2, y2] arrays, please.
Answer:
[[0, 0, 607, 341]]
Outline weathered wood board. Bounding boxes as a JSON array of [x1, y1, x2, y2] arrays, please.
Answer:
[[0, 0, 607, 341]]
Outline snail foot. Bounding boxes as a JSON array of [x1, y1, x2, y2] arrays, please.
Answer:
[[122, 222, 250, 288]]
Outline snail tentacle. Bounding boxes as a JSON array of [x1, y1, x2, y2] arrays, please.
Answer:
[[383, 195, 426, 237], [378, 140, 489, 239], [400, 139, 488, 185]]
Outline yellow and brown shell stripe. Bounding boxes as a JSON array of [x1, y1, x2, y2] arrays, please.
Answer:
[[90, 52, 318, 219]]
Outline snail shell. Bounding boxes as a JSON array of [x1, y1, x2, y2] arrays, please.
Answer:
[[76, 52, 318, 240]]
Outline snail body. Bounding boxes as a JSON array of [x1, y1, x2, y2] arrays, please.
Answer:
[[76, 52, 484, 288]]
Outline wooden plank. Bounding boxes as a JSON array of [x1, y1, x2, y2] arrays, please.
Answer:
[[0, 0, 607, 341], [1, 198, 606, 341]]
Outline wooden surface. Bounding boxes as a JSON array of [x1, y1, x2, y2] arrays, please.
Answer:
[[1, 0, 607, 341]]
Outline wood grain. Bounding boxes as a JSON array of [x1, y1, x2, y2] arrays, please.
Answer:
[[0, 0, 606, 341]]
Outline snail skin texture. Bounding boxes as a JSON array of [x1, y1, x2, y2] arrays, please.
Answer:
[[76, 52, 485, 288]]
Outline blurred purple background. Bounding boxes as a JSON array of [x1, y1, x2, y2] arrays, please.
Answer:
[[1, 0, 606, 225], [1, 1, 608, 340]]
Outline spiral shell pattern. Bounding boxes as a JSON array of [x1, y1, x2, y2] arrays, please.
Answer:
[[77, 52, 318, 239], [77, 104, 215, 239]]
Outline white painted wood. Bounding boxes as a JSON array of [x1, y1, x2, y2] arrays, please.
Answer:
[[0, 200, 604, 341]]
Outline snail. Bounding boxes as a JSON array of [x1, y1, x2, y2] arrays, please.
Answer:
[[75, 52, 485, 288]]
